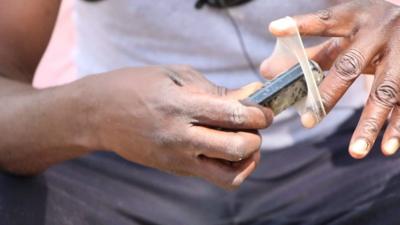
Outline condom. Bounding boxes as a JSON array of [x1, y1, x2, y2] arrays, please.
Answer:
[[267, 17, 326, 125]]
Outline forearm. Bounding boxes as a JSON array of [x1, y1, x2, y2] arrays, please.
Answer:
[[0, 76, 97, 175], [0, 0, 91, 174]]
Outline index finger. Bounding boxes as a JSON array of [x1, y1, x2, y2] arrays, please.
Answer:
[[188, 94, 273, 130], [269, 2, 357, 37]]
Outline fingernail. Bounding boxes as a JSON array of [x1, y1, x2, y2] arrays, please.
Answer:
[[383, 138, 400, 156], [301, 112, 317, 129], [350, 139, 369, 158]]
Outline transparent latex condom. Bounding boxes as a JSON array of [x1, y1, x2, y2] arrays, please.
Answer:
[[268, 17, 326, 127]]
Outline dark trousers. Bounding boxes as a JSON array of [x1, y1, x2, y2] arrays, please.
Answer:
[[2, 110, 400, 225]]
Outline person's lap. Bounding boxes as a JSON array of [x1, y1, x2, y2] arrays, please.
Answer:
[[238, 130, 400, 225], [2, 109, 400, 225]]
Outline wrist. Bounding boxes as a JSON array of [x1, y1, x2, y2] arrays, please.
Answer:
[[49, 80, 102, 153], [66, 75, 116, 152]]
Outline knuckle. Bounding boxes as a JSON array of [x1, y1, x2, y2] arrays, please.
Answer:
[[247, 133, 261, 153], [334, 49, 365, 81], [216, 85, 228, 97], [320, 89, 336, 110], [163, 69, 184, 87], [392, 120, 400, 134], [316, 9, 332, 21], [349, 26, 360, 38], [372, 77, 400, 107], [228, 135, 247, 160], [324, 38, 342, 62], [154, 129, 181, 148], [168, 65, 197, 78], [173, 64, 194, 73], [371, 52, 385, 68], [229, 104, 247, 127], [162, 66, 187, 87], [362, 117, 380, 136]]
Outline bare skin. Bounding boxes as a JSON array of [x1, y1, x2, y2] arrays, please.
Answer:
[[261, 0, 400, 159], [0, 0, 273, 189]]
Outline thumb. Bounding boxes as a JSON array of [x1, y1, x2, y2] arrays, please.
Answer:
[[260, 54, 297, 80], [227, 82, 264, 100]]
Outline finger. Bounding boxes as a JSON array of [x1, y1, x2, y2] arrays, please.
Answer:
[[382, 106, 400, 156], [349, 102, 389, 159], [307, 38, 350, 70], [228, 82, 263, 100], [188, 126, 261, 162], [380, 52, 400, 156], [381, 29, 400, 156], [269, 2, 357, 37], [260, 38, 349, 80], [316, 35, 383, 116], [259, 49, 299, 80], [350, 65, 400, 159], [188, 94, 273, 130], [302, 37, 381, 128], [194, 151, 260, 189]]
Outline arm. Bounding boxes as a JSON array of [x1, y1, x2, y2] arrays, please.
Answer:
[[0, 0, 96, 174], [0, 1, 273, 189]]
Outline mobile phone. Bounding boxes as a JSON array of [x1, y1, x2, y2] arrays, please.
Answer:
[[247, 60, 324, 115]]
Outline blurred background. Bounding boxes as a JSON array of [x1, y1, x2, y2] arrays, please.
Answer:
[[34, 0, 76, 88]]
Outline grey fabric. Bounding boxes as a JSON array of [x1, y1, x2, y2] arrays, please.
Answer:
[[1, 109, 400, 225]]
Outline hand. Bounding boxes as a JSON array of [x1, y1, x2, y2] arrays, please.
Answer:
[[261, 0, 400, 158], [80, 65, 272, 189]]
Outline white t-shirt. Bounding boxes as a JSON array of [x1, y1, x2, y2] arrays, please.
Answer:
[[74, 0, 368, 150]]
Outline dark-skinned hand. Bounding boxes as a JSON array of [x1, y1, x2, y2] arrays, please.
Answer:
[[79, 65, 272, 189], [261, 0, 400, 159]]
